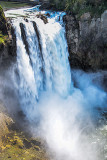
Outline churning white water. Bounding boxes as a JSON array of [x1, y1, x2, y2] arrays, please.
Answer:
[[5, 7, 107, 160]]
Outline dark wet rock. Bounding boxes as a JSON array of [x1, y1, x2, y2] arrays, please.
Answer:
[[20, 23, 30, 55], [0, 31, 16, 63], [23, 139, 32, 149], [36, 14, 48, 24], [8, 123, 19, 132], [40, 2, 51, 10], [64, 10, 107, 71], [102, 111, 107, 119], [46, 13, 50, 17], [0, 7, 16, 62], [18, 110, 26, 118], [24, 18, 28, 22], [20, 23, 33, 66], [32, 21, 45, 63], [31, 140, 41, 147], [0, 5, 8, 35], [32, 21, 46, 86], [32, 21, 43, 59], [35, 146, 40, 151], [6, 25, 17, 57]]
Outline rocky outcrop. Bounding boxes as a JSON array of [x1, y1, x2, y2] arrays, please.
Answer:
[[0, 6, 16, 63], [64, 10, 107, 70], [0, 5, 8, 35], [20, 23, 30, 56], [0, 101, 14, 145], [0, 25, 16, 63], [0, 101, 49, 160], [36, 14, 48, 24], [32, 21, 42, 55]]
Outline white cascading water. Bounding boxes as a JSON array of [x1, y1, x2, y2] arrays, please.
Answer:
[[5, 7, 107, 160], [11, 11, 73, 118]]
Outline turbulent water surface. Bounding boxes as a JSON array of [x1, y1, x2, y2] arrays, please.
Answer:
[[3, 6, 107, 160]]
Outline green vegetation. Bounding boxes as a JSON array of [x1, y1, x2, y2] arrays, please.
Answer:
[[0, 108, 49, 160], [0, 5, 8, 46], [0, 1, 31, 10], [0, 4, 7, 30], [0, 32, 8, 45], [0, 130, 49, 160], [0, 5, 6, 19], [48, 0, 107, 17], [75, 1, 107, 18], [0, 102, 49, 160]]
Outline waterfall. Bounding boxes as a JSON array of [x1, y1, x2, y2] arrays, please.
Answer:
[[10, 10, 73, 118], [5, 7, 107, 160]]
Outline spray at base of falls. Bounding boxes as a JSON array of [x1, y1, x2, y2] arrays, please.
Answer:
[[5, 7, 107, 160]]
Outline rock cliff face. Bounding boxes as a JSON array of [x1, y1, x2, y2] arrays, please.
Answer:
[[0, 5, 8, 35], [64, 10, 107, 70], [0, 31, 16, 63], [0, 6, 16, 63]]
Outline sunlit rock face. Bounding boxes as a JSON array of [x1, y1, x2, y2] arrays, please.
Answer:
[[64, 10, 107, 70]]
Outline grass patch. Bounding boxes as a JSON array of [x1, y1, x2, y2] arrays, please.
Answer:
[[0, 1, 32, 10]]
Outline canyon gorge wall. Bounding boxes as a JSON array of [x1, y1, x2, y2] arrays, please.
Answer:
[[0, 5, 16, 63], [64, 10, 107, 70]]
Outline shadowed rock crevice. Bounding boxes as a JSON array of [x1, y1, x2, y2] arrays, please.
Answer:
[[0, 6, 16, 62], [20, 23, 30, 56], [36, 14, 48, 24], [32, 21, 43, 58], [32, 21, 46, 89], [0, 5, 8, 35], [19, 22, 33, 66]]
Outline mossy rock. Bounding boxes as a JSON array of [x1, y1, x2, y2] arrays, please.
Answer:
[[0, 32, 8, 45], [0, 131, 49, 160], [0, 5, 8, 35], [0, 104, 49, 160]]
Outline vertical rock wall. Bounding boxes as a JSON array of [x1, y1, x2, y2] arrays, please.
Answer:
[[0, 5, 16, 62], [64, 10, 107, 70]]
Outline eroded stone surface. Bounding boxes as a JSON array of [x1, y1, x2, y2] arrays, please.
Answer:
[[64, 10, 107, 70]]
